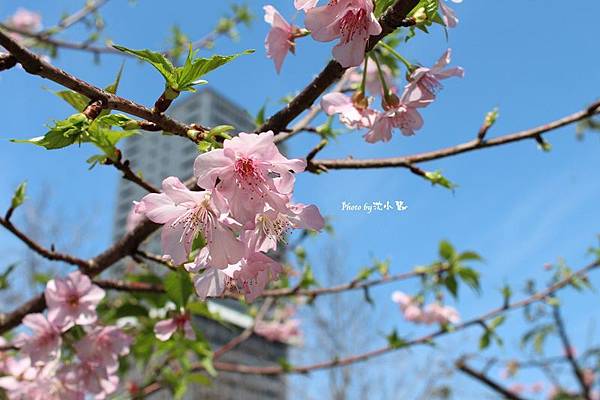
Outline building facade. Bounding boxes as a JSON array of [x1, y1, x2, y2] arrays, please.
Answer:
[[112, 88, 287, 399]]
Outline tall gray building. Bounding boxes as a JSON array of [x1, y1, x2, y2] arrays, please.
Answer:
[[112, 88, 287, 400]]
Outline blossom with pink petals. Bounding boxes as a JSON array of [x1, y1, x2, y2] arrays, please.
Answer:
[[255, 319, 302, 343], [295, 0, 319, 11], [245, 201, 325, 253], [194, 131, 306, 224], [62, 361, 119, 399], [135, 176, 244, 267], [364, 100, 424, 143], [191, 245, 283, 303], [154, 312, 195, 341], [321, 92, 377, 129], [438, 0, 461, 28], [18, 313, 61, 365], [8, 8, 42, 32], [423, 303, 460, 324], [264, 6, 295, 73], [74, 326, 131, 369], [305, 0, 382, 67], [403, 49, 464, 107], [45, 270, 105, 330]]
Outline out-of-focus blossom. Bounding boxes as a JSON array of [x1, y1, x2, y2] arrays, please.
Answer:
[[8, 8, 42, 32], [45, 270, 105, 330], [154, 312, 195, 341], [264, 6, 295, 73], [18, 313, 61, 365], [74, 326, 131, 369], [321, 92, 377, 129], [346, 62, 395, 96], [438, 0, 462, 28], [295, 0, 319, 11]]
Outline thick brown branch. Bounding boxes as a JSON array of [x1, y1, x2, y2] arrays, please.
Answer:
[[0, 52, 17, 71], [262, 0, 420, 134], [456, 358, 527, 400], [0, 30, 197, 140], [312, 99, 600, 170]]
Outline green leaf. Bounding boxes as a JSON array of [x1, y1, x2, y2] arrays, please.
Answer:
[[457, 267, 481, 294], [458, 251, 482, 262], [113, 44, 176, 86], [114, 303, 148, 318], [0, 263, 17, 290], [12, 113, 90, 150], [164, 270, 194, 308], [444, 274, 458, 298], [387, 329, 408, 349], [277, 357, 293, 373], [52, 90, 90, 112], [201, 356, 217, 377], [187, 373, 212, 386], [255, 103, 267, 128], [207, 125, 234, 140], [425, 170, 457, 190], [299, 264, 318, 289], [174, 48, 254, 91], [10, 182, 27, 210], [439, 240, 455, 261], [105, 63, 125, 94]]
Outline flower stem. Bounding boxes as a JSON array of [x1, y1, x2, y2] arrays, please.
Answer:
[[378, 41, 413, 71], [360, 56, 368, 94], [370, 53, 390, 96]]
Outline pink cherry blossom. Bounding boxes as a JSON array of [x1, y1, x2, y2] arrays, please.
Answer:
[[305, 0, 382, 67], [403, 49, 464, 107], [135, 176, 244, 267], [9, 8, 42, 32], [321, 92, 377, 129], [191, 245, 283, 302], [62, 361, 119, 399], [264, 6, 294, 73], [154, 312, 196, 341], [18, 313, 61, 365], [363, 103, 423, 143], [194, 131, 306, 224], [245, 201, 325, 253], [509, 383, 526, 395], [439, 0, 461, 28], [45, 270, 105, 330], [0, 357, 38, 396], [423, 303, 460, 324], [530, 382, 544, 394], [126, 203, 146, 232], [74, 326, 132, 369], [255, 319, 302, 343], [295, 0, 319, 11], [391, 291, 425, 323]]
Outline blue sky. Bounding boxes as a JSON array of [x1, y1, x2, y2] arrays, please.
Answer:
[[1, 0, 600, 397]]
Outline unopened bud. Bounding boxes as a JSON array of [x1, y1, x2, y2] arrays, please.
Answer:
[[413, 7, 427, 24], [382, 92, 401, 110], [351, 91, 369, 110]]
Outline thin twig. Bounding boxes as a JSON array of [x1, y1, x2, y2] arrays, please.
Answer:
[[553, 302, 591, 399], [456, 358, 527, 400]]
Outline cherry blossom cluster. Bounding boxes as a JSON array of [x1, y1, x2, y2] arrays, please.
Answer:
[[264, 0, 381, 70], [391, 290, 460, 325], [254, 306, 302, 344], [0, 271, 131, 399], [323, 48, 464, 143], [135, 131, 324, 302]]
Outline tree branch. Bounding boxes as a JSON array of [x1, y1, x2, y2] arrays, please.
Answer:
[[204, 259, 600, 375], [552, 302, 591, 399], [261, 0, 420, 134], [455, 358, 527, 400], [312, 99, 600, 171]]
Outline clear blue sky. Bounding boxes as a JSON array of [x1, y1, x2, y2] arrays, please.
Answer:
[[1, 1, 600, 398]]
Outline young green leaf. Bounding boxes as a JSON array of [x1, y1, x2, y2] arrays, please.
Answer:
[[12, 113, 90, 150], [10, 182, 27, 210], [112, 45, 177, 86], [164, 270, 194, 308]]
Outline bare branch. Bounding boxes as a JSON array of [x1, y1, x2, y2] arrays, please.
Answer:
[[552, 302, 591, 399], [455, 358, 526, 400], [312, 99, 600, 171]]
